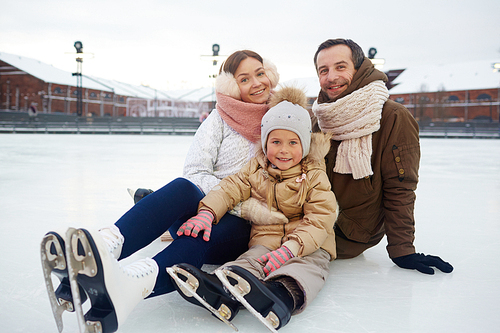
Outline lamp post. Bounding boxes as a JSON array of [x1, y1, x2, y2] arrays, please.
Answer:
[[202, 44, 226, 110], [368, 47, 385, 70], [72, 41, 83, 116]]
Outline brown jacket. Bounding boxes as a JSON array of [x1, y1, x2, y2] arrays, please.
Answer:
[[313, 58, 420, 259], [199, 133, 338, 260]]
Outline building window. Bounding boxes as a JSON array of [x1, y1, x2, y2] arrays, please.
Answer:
[[53, 87, 63, 94], [119, 97, 125, 102], [90, 92, 97, 98], [395, 97, 405, 104], [104, 93, 112, 99], [477, 93, 491, 101], [447, 95, 459, 102], [72, 90, 80, 96]]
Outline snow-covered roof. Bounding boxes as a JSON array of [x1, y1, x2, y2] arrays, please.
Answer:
[[3, 51, 499, 100], [163, 87, 216, 103], [379, 59, 500, 94], [0, 51, 212, 100], [0, 52, 112, 92]]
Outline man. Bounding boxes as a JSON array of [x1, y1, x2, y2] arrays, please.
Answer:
[[312, 38, 453, 275]]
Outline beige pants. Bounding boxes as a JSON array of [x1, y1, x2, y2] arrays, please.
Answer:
[[221, 245, 331, 314]]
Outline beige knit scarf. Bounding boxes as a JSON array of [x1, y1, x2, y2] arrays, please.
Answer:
[[312, 80, 389, 179]]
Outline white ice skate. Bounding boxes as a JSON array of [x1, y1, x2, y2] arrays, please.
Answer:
[[40, 231, 88, 333], [167, 265, 239, 331], [65, 227, 158, 333]]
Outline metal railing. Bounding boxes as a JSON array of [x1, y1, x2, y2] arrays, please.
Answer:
[[418, 121, 500, 139], [0, 111, 201, 135], [2, 111, 499, 138]]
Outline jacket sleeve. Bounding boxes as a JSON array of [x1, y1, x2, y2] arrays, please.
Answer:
[[199, 159, 256, 223], [182, 111, 224, 195], [380, 101, 420, 258], [286, 170, 337, 257]]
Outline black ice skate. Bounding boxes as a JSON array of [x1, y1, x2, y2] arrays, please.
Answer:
[[127, 188, 153, 204], [40, 231, 88, 333], [167, 263, 240, 331], [65, 227, 158, 333], [215, 266, 293, 332]]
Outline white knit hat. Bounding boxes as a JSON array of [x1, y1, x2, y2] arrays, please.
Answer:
[[261, 101, 312, 159]]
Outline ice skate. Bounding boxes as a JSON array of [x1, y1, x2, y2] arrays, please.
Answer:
[[97, 225, 124, 259], [215, 266, 293, 332], [127, 188, 153, 204], [40, 231, 88, 333], [65, 227, 158, 333], [167, 264, 240, 331]]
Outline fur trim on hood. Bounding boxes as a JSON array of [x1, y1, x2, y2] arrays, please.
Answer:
[[268, 85, 308, 109], [215, 58, 279, 100]]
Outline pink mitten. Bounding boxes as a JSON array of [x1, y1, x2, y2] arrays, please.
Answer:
[[177, 210, 214, 241], [257, 246, 294, 276]]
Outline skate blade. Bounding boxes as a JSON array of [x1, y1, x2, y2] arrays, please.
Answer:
[[167, 266, 239, 332], [65, 228, 103, 333], [126, 188, 136, 199], [40, 233, 71, 333], [215, 268, 279, 333]]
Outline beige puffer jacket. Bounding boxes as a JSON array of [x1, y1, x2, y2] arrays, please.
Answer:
[[199, 131, 338, 260]]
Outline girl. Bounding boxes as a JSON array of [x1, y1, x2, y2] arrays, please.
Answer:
[[169, 86, 338, 332], [41, 50, 282, 333]]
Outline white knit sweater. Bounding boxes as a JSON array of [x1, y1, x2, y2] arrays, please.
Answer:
[[183, 109, 256, 214]]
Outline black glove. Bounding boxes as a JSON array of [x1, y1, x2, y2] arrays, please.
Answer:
[[392, 253, 453, 275]]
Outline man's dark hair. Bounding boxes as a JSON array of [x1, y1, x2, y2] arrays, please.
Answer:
[[313, 38, 365, 70]]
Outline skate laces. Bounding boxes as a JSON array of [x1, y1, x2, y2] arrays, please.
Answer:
[[99, 225, 124, 254], [124, 258, 158, 277]]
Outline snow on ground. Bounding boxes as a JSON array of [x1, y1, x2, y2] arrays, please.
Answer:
[[0, 134, 499, 333]]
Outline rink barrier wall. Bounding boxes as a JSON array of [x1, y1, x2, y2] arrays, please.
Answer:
[[0, 111, 499, 138], [0, 111, 200, 135]]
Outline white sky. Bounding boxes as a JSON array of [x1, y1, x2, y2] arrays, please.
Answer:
[[1, 0, 499, 91]]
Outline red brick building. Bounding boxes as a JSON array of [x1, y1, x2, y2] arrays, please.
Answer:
[[0, 52, 212, 118], [386, 60, 500, 122], [2, 52, 499, 122]]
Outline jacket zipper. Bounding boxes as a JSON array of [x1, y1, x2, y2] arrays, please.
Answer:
[[273, 177, 287, 243]]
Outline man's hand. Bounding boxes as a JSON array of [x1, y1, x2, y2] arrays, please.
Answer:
[[257, 246, 294, 276], [392, 253, 453, 275], [177, 210, 214, 241]]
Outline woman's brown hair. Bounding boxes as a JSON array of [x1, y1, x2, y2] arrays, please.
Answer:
[[220, 50, 264, 75]]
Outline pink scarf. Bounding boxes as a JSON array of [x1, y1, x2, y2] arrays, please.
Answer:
[[216, 92, 269, 143]]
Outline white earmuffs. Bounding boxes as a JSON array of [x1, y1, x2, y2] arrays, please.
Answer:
[[215, 58, 280, 100]]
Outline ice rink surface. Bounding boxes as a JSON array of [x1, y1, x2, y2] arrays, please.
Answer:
[[1, 134, 499, 333]]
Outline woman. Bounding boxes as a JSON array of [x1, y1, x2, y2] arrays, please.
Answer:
[[40, 50, 280, 333]]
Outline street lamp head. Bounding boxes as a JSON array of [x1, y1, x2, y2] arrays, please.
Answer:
[[212, 44, 220, 56], [74, 41, 83, 53], [368, 47, 377, 59]]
